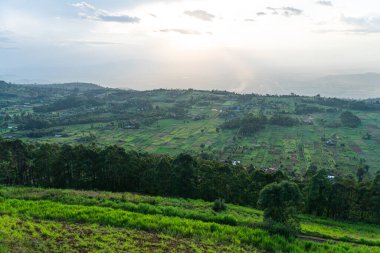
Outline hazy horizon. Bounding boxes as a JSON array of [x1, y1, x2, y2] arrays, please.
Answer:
[[1, 0, 380, 98]]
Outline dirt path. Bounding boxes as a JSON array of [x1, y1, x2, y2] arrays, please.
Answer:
[[351, 143, 363, 154], [298, 234, 334, 243], [298, 234, 380, 247]]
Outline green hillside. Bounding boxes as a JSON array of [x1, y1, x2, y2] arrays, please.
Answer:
[[0, 186, 379, 252], [1, 82, 380, 252], [1, 82, 380, 176]]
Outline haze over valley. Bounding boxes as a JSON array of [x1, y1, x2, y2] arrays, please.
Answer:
[[1, 0, 380, 98]]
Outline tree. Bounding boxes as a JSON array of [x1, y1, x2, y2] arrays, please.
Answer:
[[340, 111, 361, 128], [363, 132, 371, 140], [154, 156, 174, 195], [173, 153, 197, 197], [304, 164, 318, 179], [221, 114, 266, 136], [327, 177, 356, 219], [258, 181, 301, 228], [370, 173, 380, 223], [305, 169, 332, 216], [356, 165, 369, 182], [354, 184, 372, 221], [0, 160, 16, 184], [269, 114, 299, 126]]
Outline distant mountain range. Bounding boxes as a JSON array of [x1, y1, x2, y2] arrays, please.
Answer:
[[1, 81, 105, 91], [2, 72, 380, 98]]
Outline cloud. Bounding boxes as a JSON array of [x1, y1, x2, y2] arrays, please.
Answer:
[[72, 1, 140, 23], [264, 6, 303, 17], [256, 12, 267, 16], [316, 15, 380, 34], [70, 40, 121, 45], [72, 2, 96, 10], [280, 7, 303, 17], [0, 30, 12, 43], [316, 1, 333, 6], [341, 15, 380, 33], [0, 47, 18, 50], [266, 7, 279, 15], [184, 10, 215, 21], [0, 36, 11, 43], [0, 31, 17, 49], [97, 15, 139, 23], [244, 18, 255, 22], [159, 29, 203, 35]]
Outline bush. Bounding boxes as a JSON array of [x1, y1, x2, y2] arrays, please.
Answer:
[[212, 198, 227, 212], [269, 114, 299, 126], [260, 218, 300, 238]]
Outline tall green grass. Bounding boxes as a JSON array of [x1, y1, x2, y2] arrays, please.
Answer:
[[0, 197, 378, 253], [0, 215, 253, 253], [2, 186, 380, 247], [0, 186, 260, 226]]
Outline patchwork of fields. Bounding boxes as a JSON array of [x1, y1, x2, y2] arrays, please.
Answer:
[[13, 109, 380, 176], [1, 85, 380, 177]]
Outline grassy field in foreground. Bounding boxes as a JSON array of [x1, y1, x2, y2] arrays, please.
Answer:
[[0, 186, 380, 252], [0, 215, 254, 253]]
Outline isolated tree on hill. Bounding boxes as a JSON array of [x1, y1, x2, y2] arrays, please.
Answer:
[[258, 181, 302, 225]]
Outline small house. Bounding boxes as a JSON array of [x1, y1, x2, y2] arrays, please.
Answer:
[[264, 167, 277, 173]]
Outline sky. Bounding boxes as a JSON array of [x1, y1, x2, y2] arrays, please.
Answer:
[[1, 0, 380, 94]]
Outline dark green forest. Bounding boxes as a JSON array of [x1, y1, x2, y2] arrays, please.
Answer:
[[1, 138, 379, 225]]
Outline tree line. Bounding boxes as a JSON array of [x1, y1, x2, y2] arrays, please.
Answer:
[[0, 138, 379, 224], [221, 113, 299, 136]]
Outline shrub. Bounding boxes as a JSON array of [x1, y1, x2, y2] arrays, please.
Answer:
[[212, 198, 227, 212], [260, 218, 300, 238]]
